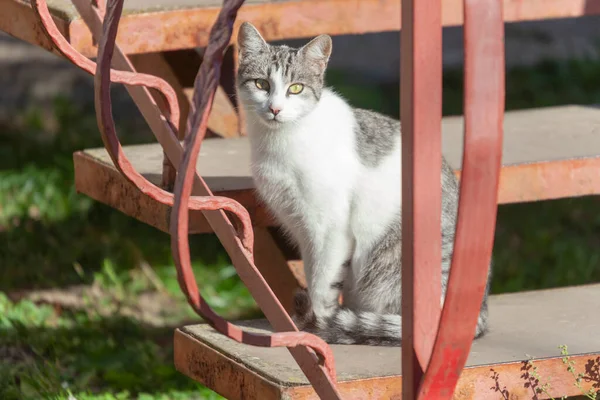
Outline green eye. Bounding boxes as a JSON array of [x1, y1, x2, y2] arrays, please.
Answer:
[[288, 83, 304, 95], [255, 79, 270, 91]]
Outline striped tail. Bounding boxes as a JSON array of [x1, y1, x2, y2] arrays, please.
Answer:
[[293, 290, 489, 345], [293, 290, 401, 346]]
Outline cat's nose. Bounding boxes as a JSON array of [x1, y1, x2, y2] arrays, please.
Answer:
[[269, 107, 281, 116]]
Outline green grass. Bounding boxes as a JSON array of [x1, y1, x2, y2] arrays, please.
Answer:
[[0, 293, 208, 399], [2, 56, 600, 399], [0, 97, 252, 399]]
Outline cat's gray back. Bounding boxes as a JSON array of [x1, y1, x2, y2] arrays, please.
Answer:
[[352, 108, 400, 168], [351, 107, 460, 209], [350, 106, 462, 308]]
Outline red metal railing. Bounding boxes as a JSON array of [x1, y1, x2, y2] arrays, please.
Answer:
[[32, 0, 341, 398], [401, 0, 505, 398], [31, 0, 504, 398]]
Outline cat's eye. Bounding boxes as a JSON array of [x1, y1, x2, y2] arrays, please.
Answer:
[[255, 79, 270, 91], [288, 83, 304, 95]]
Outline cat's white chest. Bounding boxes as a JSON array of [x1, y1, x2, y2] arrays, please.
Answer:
[[247, 98, 358, 240], [251, 127, 355, 219], [251, 144, 304, 212]]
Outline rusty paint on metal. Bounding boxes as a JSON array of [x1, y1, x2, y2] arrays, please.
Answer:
[[175, 324, 600, 399], [0, 0, 71, 55], [63, 0, 600, 57], [32, 0, 342, 397], [456, 355, 600, 400], [72, 148, 279, 235], [72, 151, 212, 234], [93, 0, 340, 395], [417, 0, 505, 398], [285, 376, 404, 400], [68, 0, 600, 56], [495, 157, 600, 204], [173, 330, 285, 400], [31, 0, 180, 126], [400, 0, 443, 396], [2, 0, 599, 57]]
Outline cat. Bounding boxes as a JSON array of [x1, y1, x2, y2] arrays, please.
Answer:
[[235, 21, 491, 345]]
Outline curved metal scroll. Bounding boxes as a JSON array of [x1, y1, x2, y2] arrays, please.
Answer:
[[30, 0, 253, 253], [31, 0, 341, 396]]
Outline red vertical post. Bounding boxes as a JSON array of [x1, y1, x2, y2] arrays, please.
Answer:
[[417, 0, 505, 398], [400, 0, 443, 398]]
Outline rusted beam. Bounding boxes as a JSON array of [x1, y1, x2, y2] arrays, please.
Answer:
[[2, 0, 600, 58], [65, 0, 600, 57]]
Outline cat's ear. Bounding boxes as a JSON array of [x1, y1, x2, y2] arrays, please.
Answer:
[[238, 22, 268, 58], [300, 34, 332, 70]]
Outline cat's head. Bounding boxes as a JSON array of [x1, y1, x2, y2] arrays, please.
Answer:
[[236, 22, 332, 127]]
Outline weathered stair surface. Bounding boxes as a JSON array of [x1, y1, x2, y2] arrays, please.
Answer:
[[74, 137, 275, 234], [174, 284, 600, 400], [74, 104, 600, 233], [4, 0, 599, 57]]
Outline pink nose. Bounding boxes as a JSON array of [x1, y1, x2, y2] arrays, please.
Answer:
[[270, 107, 281, 116]]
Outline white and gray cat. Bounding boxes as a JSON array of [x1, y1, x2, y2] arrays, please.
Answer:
[[235, 22, 491, 345]]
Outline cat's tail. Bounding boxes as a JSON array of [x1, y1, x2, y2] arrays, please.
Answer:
[[293, 290, 401, 346], [293, 290, 489, 346]]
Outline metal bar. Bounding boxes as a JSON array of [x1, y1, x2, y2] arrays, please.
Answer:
[[400, 0, 443, 396], [97, 0, 340, 397], [31, 0, 342, 397], [417, 0, 505, 398], [144, 0, 341, 394], [92, 1, 342, 397]]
